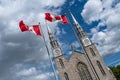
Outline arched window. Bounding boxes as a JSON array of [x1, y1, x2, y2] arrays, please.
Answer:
[[64, 72, 69, 80], [77, 62, 92, 80], [97, 61, 106, 75], [90, 48, 96, 56], [59, 59, 64, 68]]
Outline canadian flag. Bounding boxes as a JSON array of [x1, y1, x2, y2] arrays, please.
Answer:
[[45, 13, 69, 24], [19, 20, 42, 36], [29, 25, 41, 36], [19, 20, 29, 32]]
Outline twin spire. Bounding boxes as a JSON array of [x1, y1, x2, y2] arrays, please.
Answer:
[[47, 11, 92, 57], [47, 12, 91, 57]]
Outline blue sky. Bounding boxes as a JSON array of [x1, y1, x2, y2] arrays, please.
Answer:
[[0, 0, 120, 80]]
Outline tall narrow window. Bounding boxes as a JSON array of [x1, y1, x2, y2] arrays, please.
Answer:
[[77, 62, 92, 80], [59, 59, 64, 68], [97, 61, 106, 75], [81, 31, 86, 37], [90, 48, 96, 56], [64, 72, 69, 80]]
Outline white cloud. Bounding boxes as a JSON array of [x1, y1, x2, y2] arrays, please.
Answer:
[[78, 0, 82, 2], [55, 27, 66, 36], [39, 0, 66, 8], [81, 0, 103, 24], [91, 28, 98, 34], [17, 67, 37, 76], [69, 0, 75, 6], [61, 28, 66, 34], [72, 41, 80, 49], [59, 41, 70, 52], [0, 0, 25, 17], [0, 0, 66, 80], [102, 0, 113, 9], [108, 59, 120, 66], [17, 67, 53, 80], [81, 0, 120, 56]]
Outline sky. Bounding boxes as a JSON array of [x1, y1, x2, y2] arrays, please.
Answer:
[[0, 0, 120, 80]]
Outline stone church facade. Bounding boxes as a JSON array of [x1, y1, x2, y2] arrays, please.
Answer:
[[47, 12, 116, 80]]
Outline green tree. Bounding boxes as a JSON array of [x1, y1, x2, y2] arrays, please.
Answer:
[[109, 65, 120, 80]]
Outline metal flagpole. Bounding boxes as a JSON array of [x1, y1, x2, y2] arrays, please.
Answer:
[[39, 22, 58, 80], [45, 20, 58, 80]]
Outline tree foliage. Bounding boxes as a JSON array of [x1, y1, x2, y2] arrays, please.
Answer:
[[109, 65, 120, 80]]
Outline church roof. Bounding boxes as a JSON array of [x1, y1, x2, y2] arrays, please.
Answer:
[[67, 50, 85, 61]]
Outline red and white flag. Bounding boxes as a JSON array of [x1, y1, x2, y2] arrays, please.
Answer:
[[29, 25, 42, 36], [19, 20, 42, 36], [45, 13, 69, 24], [19, 20, 29, 32]]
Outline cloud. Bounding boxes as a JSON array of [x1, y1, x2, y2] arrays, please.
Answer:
[[78, 0, 82, 2], [81, 0, 103, 24], [69, 0, 75, 6], [0, 0, 66, 80], [107, 59, 120, 66], [72, 41, 80, 49], [15, 67, 54, 80], [17, 67, 37, 76], [12, 64, 54, 80], [81, 0, 120, 56]]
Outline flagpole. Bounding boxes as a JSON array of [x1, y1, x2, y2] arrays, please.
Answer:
[[39, 22, 58, 80], [45, 20, 58, 80]]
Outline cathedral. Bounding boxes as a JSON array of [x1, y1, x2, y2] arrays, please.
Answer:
[[47, 12, 116, 80]]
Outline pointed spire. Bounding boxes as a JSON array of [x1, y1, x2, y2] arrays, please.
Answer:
[[45, 20, 52, 34], [47, 25, 52, 34], [69, 10, 78, 25], [69, 11, 86, 37], [69, 10, 92, 47], [69, 10, 82, 29], [47, 26, 59, 48], [46, 24, 63, 57]]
